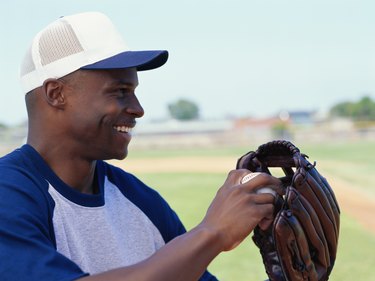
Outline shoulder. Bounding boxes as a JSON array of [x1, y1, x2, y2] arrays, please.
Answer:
[[0, 148, 57, 255], [0, 147, 53, 214], [0, 146, 50, 189], [101, 161, 187, 242], [102, 160, 161, 198]]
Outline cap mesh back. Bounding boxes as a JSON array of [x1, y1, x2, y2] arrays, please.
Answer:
[[20, 46, 36, 76], [39, 21, 84, 66]]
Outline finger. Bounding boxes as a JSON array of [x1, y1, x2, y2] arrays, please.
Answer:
[[252, 194, 276, 230], [258, 202, 275, 230], [255, 203, 274, 224], [251, 193, 276, 204], [240, 172, 282, 193], [224, 169, 253, 186], [258, 217, 273, 230]]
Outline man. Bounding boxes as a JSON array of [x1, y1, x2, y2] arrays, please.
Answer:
[[0, 12, 280, 280]]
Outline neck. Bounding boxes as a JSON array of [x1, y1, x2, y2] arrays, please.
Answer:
[[28, 137, 98, 194]]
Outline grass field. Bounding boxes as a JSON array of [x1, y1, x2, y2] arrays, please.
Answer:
[[118, 140, 375, 280], [301, 141, 375, 199]]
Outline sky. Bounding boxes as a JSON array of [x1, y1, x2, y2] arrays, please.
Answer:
[[1, 0, 375, 126]]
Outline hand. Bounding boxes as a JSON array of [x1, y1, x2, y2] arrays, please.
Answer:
[[199, 169, 282, 251]]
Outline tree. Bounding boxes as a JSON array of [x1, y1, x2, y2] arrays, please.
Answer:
[[330, 96, 375, 121], [354, 96, 375, 121], [271, 121, 292, 139], [0, 122, 7, 130], [168, 99, 199, 120]]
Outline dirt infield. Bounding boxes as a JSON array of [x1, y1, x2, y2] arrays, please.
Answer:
[[110, 156, 375, 235]]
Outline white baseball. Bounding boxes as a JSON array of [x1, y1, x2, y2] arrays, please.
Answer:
[[255, 187, 277, 197], [240, 173, 277, 197], [240, 172, 262, 184]]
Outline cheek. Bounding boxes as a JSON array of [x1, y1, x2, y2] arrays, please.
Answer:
[[86, 103, 121, 132], [65, 103, 102, 132], [98, 102, 122, 125], [65, 94, 122, 134]]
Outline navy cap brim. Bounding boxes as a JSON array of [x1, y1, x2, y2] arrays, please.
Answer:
[[81, 50, 168, 71]]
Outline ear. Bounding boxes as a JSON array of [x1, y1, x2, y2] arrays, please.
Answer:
[[41, 78, 66, 109]]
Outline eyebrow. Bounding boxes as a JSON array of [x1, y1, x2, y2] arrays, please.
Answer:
[[109, 79, 138, 88]]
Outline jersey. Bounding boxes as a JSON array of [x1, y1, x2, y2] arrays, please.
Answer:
[[0, 145, 217, 281]]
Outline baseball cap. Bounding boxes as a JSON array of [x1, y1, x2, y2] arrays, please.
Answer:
[[20, 12, 168, 94]]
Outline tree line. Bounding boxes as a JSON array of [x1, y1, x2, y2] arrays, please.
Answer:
[[168, 96, 375, 121], [330, 96, 375, 121]]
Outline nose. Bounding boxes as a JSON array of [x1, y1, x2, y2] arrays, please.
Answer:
[[126, 95, 144, 118]]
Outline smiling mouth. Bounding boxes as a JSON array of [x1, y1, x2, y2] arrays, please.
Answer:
[[113, 125, 133, 134]]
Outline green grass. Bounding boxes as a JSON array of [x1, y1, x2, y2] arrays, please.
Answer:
[[127, 140, 375, 280], [331, 213, 375, 281], [301, 140, 375, 198]]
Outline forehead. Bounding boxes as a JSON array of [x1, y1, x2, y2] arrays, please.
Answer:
[[70, 68, 139, 86]]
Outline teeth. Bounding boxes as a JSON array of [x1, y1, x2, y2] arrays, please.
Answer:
[[113, 126, 132, 133]]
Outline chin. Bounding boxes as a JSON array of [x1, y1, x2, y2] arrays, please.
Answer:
[[98, 147, 128, 161], [113, 148, 128, 160]]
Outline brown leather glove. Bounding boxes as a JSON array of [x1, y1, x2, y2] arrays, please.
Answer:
[[237, 140, 340, 281]]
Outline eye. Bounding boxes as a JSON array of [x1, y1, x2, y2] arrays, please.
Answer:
[[117, 88, 129, 98]]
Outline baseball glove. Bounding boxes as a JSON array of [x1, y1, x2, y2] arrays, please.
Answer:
[[236, 140, 340, 281]]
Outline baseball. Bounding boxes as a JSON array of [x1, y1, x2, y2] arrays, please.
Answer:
[[240, 172, 261, 184], [241, 173, 277, 197], [255, 187, 277, 197]]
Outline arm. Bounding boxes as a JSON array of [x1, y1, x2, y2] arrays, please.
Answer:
[[79, 169, 280, 281]]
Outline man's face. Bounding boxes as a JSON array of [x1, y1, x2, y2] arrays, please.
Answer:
[[62, 68, 144, 160]]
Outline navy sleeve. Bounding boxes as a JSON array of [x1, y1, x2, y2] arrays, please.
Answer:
[[0, 164, 88, 281], [200, 271, 219, 280]]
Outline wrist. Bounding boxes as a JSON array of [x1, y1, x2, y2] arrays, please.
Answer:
[[192, 223, 226, 254]]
